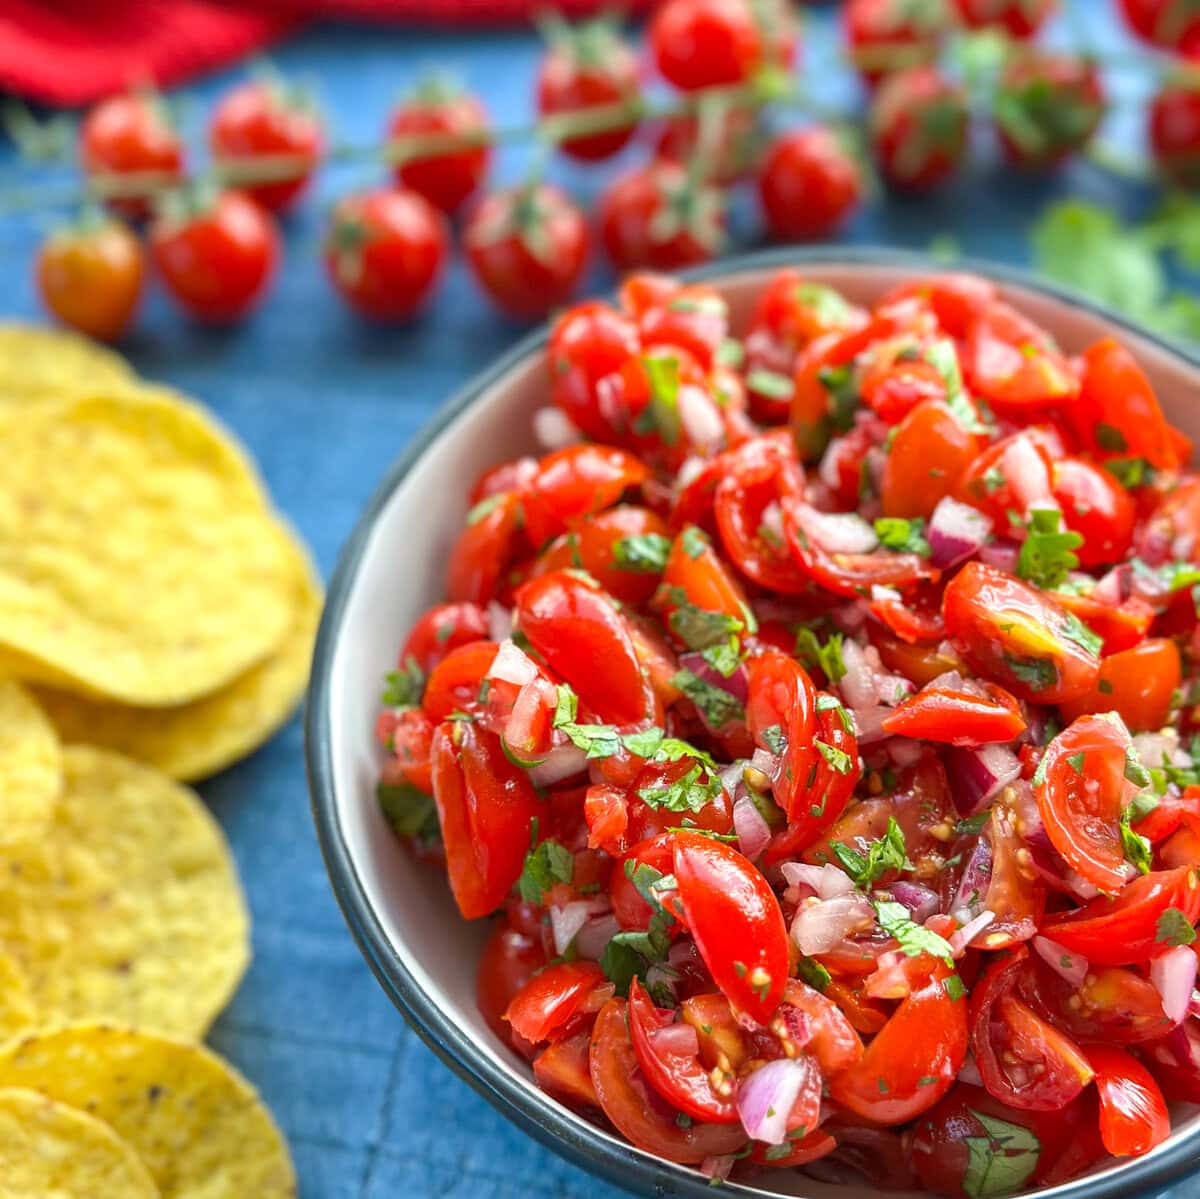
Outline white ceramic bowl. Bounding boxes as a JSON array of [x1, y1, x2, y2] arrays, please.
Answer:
[[307, 248, 1200, 1199]]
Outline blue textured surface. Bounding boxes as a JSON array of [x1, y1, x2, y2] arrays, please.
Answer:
[[0, 3, 1188, 1197]]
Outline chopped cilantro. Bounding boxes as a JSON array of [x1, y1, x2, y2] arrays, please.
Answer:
[[926, 339, 989, 434], [1017, 508, 1083, 590], [1119, 808, 1153, 876], [817, 363, 859, 433], [637, 354, 682, 444], [382, 655, 425, 708], [681, 526, 709, 560], [832, 818, 911, 888], [612, 533, 671, 574], [377, 781, 439, 841], [1003, 653, 1056, 693], [955, 811, 991, 837], [669, 600, 743, 651], [982, 467, 1005, 494], [874, 900, 956, 967], [465, 492, 507, 526], [796, 281, 853, 325], [1059, 610, 1102, 658], [517, 838, 574, 904], [746, 367, 794, 400], [673, 668, 745, 730], [761, 724, 787, 755], [962, 1110, 1041, 1199], [1066, 752, 1085, 775], [638, 762, 723, 813], [1157, 906, 1198, 947], [1105, 457, 1154, 489], [815, 739, 854, 775], [715, 337, 744, 368], [794, 627, 847, 684], [943, 975, 968, 1002], [1095, 422, 1129, 453], [874, 516, 931, 557], [797, 957, 832, 992]]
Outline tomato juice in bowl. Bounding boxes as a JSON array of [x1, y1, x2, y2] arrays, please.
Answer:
[[307, 248, 1200, 1199]]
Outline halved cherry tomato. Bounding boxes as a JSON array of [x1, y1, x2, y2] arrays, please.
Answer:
[[883, 681, 1026, 745], [1071, 338, 1181, 471], [747, 650, 817, 820], [750, 1128, 837, 1168], [659, 525, 752, 630], [1040, 867, 1200, 966], [829, 966, 969, 1125], [881, 273, 998, 339], [1059, 638, 1181, 732], [775, 978, 863, 1074], [955, 427, 1061, 538], [522, 444, 648, 548], [1054, 456, 1135, 568], [964, 301, 1079, 409], [627, 978, 740, 1123], [516, 571, 651, 725], [873, 630, 964, 684], [881, 399, 983, 519], [447, 492, 523, 606], [504, 960, 610, 1045], [477, 922, 547, 1047], [401, 602, 490, 675], [1086, 1044, 1171, 1157], [422, 640, 499, 721], [970, 947, 1095, 1111], [1053, 589, 1154, 656], [942, 563, 1101, 704], [672, 830, 789, 1025], [1137, 475, 1200, 567], [637, 282, 728, 370], [588, 998, 749, 1164]]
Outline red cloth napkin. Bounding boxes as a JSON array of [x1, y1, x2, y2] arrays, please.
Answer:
[[0, 0, 655, 107]]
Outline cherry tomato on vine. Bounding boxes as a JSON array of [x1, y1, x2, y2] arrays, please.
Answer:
[[36, 217, 143, 341], [759, 126, 864, 242], [994, 53, 1105, 169], [536, 15, 640, 161], [464, 184, 589, 321], [1120, 0, 1200, 54], [654, 105, 760, 185], [598, 162, 726, 272], [208, 78, 324, 212], [388, 81, 490, 215], [844, 0, 948, 85], [870, 66, 969, 192], [150, 189, 278, 323], [79, 90, 184, 219], [649, 0, 794, 91], [324, 188, 447, 322], [954, 0, 1057, 35], [1150, 77, 1200, 189]]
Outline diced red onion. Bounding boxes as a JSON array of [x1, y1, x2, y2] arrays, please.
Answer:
[[839, 639, 878, 711], [892, 881, 940, 924], [676, 455, 706, 490], [650, 1022, 701, 1058], [700, 1155, 735, 1183], [487, 602, 513, 643], [718, 761, 745, 794], [865, 950, 915, 1000], [1156, 1020, 1200, 1075], [549, 902, 593, 956], [850, 705, 889, 745], [1133, 730, 1190, 770], [488, 639, 538, 686], [1093, 564, 1131, 605], [1153, 946, 1198, 1026], [818, 439, 843, 490], [736, 1056, 817, 1145], [951, 836, 994, 919], [978, 540, 1020, 573], [1033, 935, 1090, 987], [944, 744, 1022, 816], [958, 1053, 984, 1086], [528, 742, 589, 787], [575, 914, 621, 962], [760, 501, 785, 548], [1001, 434, 1055, 513], [831, 599, 870, 633], [781, 862, 858, 900], [929, 497, 992, 569], [799, 505, 880, 555], [951, 910, 996, 957], [733, 795, 772, 861], [533, 405, 582, 451], [750, 747, 782, 781], [887, 738, 925, 768], [678, 383, 724, 453], [791, 893, 875, 955]]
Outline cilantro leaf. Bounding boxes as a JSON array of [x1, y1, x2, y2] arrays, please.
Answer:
[[832, 817, 910, 888], [1017, 508, 1083, 590], [746, 367, 794, 400], [1003, 653, 1057, 694], [638, 762, 723, 813], [518, 838, 575, 904], [716, 337, 744, 368], [761, 724, 787, 755], [672, 668, 745, 730], [636, 354, 681, 444], [926, 339, 989, 434], [816, 363, 859, 433], [382, 655, 425, 708], [874, 517, 931, 557], [612, 533, 671, 574], [1157, 907, 1198, 947], [795, 627, 847, 684], [1119, 807, 1153, 876], [874, 900, 956, 967], [962, 1110, 1041, 1199], [797, 957, 832, 992], [377, 781, 439, 841], [465, 493, 507, 526], [1059, 610, 1102, 658], [681, 526, 709, 560], [815, 739, 854, 775], [668, 597, 743, 651]]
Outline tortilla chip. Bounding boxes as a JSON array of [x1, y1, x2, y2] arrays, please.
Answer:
[[0, 746, 249, 1037], [0, 679, 60, 846], [0, 952, 36, 1045], [32, 527, 321, 781], [0, 324, 133, 407], [0, 1025, 295, 1198], [0, 390, 294, 706], [0, 1085, 159, 1197]]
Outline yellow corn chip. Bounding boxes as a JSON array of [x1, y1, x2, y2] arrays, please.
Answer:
[[0, 1085, 159, 1198], [0, 679, 60, 846], [0, 390, 294, 706], [0, 1025, 294, 1198], [33, 526, 321, 781], [0, 324, 133, 407], [0, 952, 36, 1046]]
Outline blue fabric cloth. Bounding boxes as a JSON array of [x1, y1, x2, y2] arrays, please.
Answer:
[[0, 4, 1190, 1196]]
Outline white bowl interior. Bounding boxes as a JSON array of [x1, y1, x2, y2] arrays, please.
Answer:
[[324, 261, 1200, 1198]]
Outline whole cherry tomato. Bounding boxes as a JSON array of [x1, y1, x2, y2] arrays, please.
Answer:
[[464, 184, 589, 321], [1120, 0, 1200, 54], [1150, 76, 1200, 189], [208, 78, 323, 212], [36, 218, 143, 341], [870, 66, 969, 192], [598, 162, 726, 273], [1059, 638, 1181, 732], [649, 0, 793, 90], [954, 0, 1056, 34], [672, 830, 790, 1025], [993, 53, 1105, 168], [844, 0, 948, 84], [758, 126, 864, 242], [588, 999, 749, 1163], [1086, 1044, 1172, 1157], [150, 189, 278, 323], [941, 563, 1101, 704], [324, 188, 447, 322], [388, 81, 490, 214], [536, 16, 639, 161], [655, 105, 759, 185], [79, 90, 184, 219]]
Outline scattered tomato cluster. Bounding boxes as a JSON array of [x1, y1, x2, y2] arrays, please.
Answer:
[[374, 266, 1200, 1194], [29, 0, 1200, 341]]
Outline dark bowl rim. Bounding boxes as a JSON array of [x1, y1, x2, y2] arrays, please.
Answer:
[[305, 245, 1200, 1199]]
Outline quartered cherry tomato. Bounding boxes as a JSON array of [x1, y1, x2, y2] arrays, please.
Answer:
[[522, 444, 648, 548], [672, 830, 789, 1025], [547, 301, 640, 442], [1058, 638, 1181, 732], [504, 960, 610, 1045], [447, 491, 523, 606], [964, 301, 1079, 409], [1087, 1044, 1171, 1157], [477, 921, 547, 1046], [401, 602, 490, 675], [883, 681, 1026, 745]]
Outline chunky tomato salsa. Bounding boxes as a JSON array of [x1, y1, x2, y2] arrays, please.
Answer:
[[374, 269, 1200, 1195]]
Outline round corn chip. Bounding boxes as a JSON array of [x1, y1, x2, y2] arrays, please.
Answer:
[[0, 679, 60, 846], [0, 1026, 294, 1199], [0, 952, 36, 1046], [0, 390, 294, 706], [32, 526, 321, 781], [0, 325, 133, 407], [0, 1085, 159, 1198], [0, 746, 249, 1037]]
